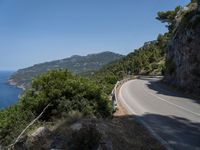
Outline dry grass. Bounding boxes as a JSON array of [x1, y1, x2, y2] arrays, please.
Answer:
[[19, 106, 165, 150]]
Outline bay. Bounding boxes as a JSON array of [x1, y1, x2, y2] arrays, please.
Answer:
[[0, 71, 22, 109]]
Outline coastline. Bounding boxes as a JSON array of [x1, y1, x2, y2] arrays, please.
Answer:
[[0, 72, 24, 109], [8, 79, 26, 91]]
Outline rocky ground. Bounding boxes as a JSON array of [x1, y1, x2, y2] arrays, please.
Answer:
[[11, 103, 165, 150]]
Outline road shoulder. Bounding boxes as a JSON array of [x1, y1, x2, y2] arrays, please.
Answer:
[[112, 100, 166, 150]]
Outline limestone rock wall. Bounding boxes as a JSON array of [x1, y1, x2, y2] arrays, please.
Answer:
[[164, 12, 200, 94]]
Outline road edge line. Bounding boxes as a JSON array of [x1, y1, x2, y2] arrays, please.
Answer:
[[118, 81, 173, 150]]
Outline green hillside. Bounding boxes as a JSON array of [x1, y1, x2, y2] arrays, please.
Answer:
[[10, 51, 123, 89], [93, 34, 169, 94], [0, 70, 112, 145]]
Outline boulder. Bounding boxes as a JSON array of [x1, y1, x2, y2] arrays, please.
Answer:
[[30, 127, 50, 140], [70, 122, 82, 131]]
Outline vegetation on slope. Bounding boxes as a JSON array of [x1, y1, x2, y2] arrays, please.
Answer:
[[0, 39, 170, 145], [0, 70, 112, 145], [93, 35, 168, 94], [10, 51, 123, 89], [93, 0, 198, 94]]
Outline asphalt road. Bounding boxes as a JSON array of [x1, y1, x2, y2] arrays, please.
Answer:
[[119, 77, 200, 150]]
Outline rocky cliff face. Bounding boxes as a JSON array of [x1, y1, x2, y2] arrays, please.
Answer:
[[164, 5, 200, 94]]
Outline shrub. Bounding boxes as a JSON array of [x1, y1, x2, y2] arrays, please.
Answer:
[[19, 70, 112, 119], [0, 70, 111, 146]]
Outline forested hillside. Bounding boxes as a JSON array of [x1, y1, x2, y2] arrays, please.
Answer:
[[93, 34, 168, 94], [94, 1, 200, 95], [10, 51, 123, 89], [0, 70, 112, 146]]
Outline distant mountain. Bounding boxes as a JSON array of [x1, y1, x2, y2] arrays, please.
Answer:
[[10, 51, 123, 89]]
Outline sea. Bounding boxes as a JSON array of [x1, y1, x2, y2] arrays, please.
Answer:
[[0, 71, 22, 109]]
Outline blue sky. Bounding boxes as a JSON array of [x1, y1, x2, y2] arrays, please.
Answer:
[[0, 0, 189, 70]]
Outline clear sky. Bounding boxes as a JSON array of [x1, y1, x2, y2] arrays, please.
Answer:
[[0, 0, 190, 70]]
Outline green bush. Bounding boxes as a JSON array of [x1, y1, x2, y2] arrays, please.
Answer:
[[0, 70, 111, 146], [19, 70, 112, 119], [94, 34, 166, 87], [0, 105, 34, 145]]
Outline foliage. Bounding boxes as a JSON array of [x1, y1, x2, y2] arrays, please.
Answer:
[[93, 35, 167, 94], [0, 70, 111, 146], [11, 52, 123, 89], [156, 6, 181, 33], [1, 0, 197, 147], [191, 0, 197, 4], [0, 105, 34, 145], [19, 70, 111, 119]]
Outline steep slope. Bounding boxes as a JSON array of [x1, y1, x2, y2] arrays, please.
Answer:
[[0, 70, 112, 146], [94, 0, 200, 96], [164, 0, 200, 95], [94, 38, 166, 94], [10, 51, 123, 89]]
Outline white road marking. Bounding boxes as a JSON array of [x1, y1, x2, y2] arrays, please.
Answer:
[[142, 83, 200, 117], [119, 83, 137, 115], [119, 82, 173, 150]]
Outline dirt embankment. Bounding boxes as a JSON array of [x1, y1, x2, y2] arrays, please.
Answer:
[[11, 102, 165, 150]]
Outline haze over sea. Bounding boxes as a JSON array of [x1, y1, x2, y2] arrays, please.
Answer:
[[0, 71, 22, 109]]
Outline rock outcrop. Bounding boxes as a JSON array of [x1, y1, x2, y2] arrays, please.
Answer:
[[164, 4, 200, 95]]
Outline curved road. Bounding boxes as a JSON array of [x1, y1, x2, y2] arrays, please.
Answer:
[[119, 77, 200, 150]]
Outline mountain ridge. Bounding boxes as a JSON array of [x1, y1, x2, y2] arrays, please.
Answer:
[[10, 51, 124, 89]]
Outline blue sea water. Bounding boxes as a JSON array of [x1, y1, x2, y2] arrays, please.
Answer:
[[0, 71, 22, 109]]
